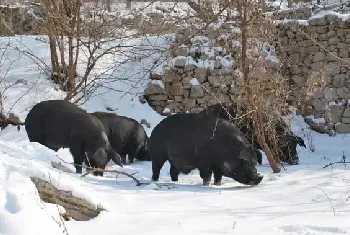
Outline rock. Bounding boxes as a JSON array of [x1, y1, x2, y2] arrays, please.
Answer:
[[342, 117, 350, 124], [147, 94, 168, 101], [312, 98, 327, 111], [343, 108, 350, 117], [151, 100, 167, 106], [326, 14, 339, 22], [292, 75, 305, 84], [337, 88, 350, 100], [196, 97, 205, 104], [214, 59, 222, 69], [140, 119, 151, 128], [221, 66, 233, 75], [139, 95, 147, 104], [184, 63, 197, 72], [304, 116, 331, 135], [31, 177, 104, 221], [165, 101, 182, 111], [200, 54, 209, 60], [183, 98, 196, 110], [149, 72, 163, 80], [327, 30, 336, 37], [333, 74, 347, 88], [313, 52, 325, 63], [144, 82, 165, 95], [169, 83, 183, 96], [175, 46, 189, 57], [194, 67, 208, 83], [182, 76, 192, 89], [190, 85, 204, 98], [339, 50, 349, 59], [325, 105, 344, 123], [174, 96, 182, 102], [190, 107, 203, 113], [183, 89, 190, 98], [290, 65, 301, 75], [335, 123, 350, 133], [327, 53, 338, 62], [310, 62, 324, 71], [164, 69, 182, 82], [325, 65, 340, 77], [329, 37, 340, 45], [208, 75, 233, 87], [309, 16, 327, 26], [174, 57, 186, 68], [315, 26, 328, 34], [313, 88, 324, 99], [324, 87, 338, 101]]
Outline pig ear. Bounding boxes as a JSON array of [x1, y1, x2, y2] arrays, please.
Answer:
[[294, 136, 306, 148], [238, 148, 253, 162], [111, 151, 123, 168], [93, 147, 107, 162]]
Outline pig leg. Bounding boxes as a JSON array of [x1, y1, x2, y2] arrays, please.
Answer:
[[152, 157, 166, 181], [199, 168, 212, 186], [213, 167, 222, 186], [169, 163, 179, 182], [127, 147, 140, 164], [70, 147, 84, 174], [120, 154, 127, 165]]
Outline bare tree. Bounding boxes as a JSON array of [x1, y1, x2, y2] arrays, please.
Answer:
[[41, 0, 82, 97], [184, 0, 324, 172]]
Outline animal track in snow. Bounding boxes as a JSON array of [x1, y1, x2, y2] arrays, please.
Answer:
[[5, 192, 21, 214], [278, 225, 349, 235]]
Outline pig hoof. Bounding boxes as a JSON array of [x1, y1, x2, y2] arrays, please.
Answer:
[[214, 180, 221, 186], [151, 176, 159, 181], [252, 174, 263, 185], [203, 180, 210, 186], [171, 177, 178, 182]]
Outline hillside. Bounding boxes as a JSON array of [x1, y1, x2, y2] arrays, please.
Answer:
[[1, 1, 350, 234]]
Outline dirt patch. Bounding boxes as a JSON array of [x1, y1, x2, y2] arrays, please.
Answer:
[[31, 177, 104, 221]]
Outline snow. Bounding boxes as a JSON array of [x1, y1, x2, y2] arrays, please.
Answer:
[[151, 80, 165, 89], [306, 115, 326, 125], [190, 78, 200, 86], [162, 107, 171, 114], [309, 10, 350, 21], [1, 33, 350, 235]]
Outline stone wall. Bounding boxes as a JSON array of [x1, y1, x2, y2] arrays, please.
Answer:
[[144, 31, 238, 115], [143, 12, 350, 134], [274, 13, 350, 133], [0, 4, 43, 35]]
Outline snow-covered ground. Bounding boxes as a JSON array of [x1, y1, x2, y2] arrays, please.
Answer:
[[1, 34, 350, 235]]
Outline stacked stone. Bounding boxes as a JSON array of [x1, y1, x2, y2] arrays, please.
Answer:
[[0, 4, 43, 35], [275, 13, 350, 133], [271, 7, 312, 21], [144, 32, 236, 115]]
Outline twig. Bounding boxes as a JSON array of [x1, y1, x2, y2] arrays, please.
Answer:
[[81, 168, 142, 186], [54, 154, 142, 186], [323, 161, 350, 169], [313, 187, 336, 216]]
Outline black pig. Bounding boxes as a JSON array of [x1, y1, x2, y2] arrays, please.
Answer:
[[150, 113, 263, 186], [25, 100, 122, 176], [91, 112, 151, 164], [200, 102, 306, 165]]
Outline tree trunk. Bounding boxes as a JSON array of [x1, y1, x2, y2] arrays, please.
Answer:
[[252, 120, 281, 173]]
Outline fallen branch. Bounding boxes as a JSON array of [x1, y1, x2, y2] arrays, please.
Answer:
[[81, 168, 142, 186], [323, 161, 350, 169], [53, 154, 142, 186]]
